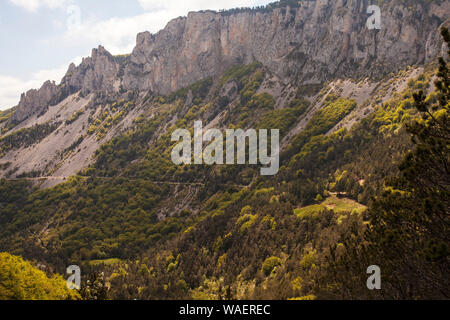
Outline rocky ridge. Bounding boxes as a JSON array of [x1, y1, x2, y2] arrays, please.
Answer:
[[9, 0, 449, 124]]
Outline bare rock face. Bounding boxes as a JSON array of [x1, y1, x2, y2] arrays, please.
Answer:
[[60, 45, 120, 97], [121, 0, 449, 94], [9, 0, 449, 123], [11, 80, 58, 123], [10, 46, 120, 124]]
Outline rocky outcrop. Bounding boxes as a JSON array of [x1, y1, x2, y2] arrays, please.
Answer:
[[11, 80, 58, 123], [120, 0, 449, 94], [60, 45, 121, 96], [10, 46, 120, 124], [10, 0, 450, 123]]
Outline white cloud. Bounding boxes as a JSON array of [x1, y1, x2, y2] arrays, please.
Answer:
[[61, 0, 271, 55], [0, 57, 83, 110], [8, 0, 72, 12], [61, 12, 161, 55]]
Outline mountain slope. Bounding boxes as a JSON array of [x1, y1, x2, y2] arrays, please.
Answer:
[[1, 0, 448, 183], [0, 0, 448, 300]]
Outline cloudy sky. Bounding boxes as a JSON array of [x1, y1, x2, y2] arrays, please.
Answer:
[[0, 0, 272, 110]]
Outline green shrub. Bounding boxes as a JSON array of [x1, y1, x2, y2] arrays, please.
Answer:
[[262, 256, 282, 276], [65, 109, 84, 125]]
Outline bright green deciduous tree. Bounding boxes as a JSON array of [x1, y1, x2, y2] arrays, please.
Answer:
[[0, 252, 80, 300]]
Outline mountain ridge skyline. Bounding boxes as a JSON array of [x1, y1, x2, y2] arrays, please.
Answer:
[[8, 0, 449, 123]]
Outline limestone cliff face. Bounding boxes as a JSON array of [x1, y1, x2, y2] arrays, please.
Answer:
[[61, 45, 121, 96], [11, 46, 120, 123], [10, 0, 450, 123], [11, 80, 58, 123]]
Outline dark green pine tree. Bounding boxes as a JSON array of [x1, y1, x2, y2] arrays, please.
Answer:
[[319, 27, 449, 300], [367, 27, 449, 299]]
